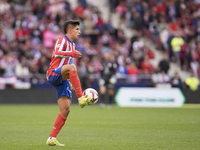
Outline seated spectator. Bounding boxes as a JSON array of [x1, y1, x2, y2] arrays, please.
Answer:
[[158, 53, 170, 74], [169, 18, 179, 32], [0, 0, 10, 15], [141, 55, 154, 74], [96, 12, 104, 33], [132, 37, 145, 61], [74, 1, 85, 19], [116, 0, 127, 20], [196, 21, 200, 42], [128, 7, 137, 29], [127, 61, 138, 83], [171, 71, 182, 88], [127, 61, 139, 75], [90, 55, 102, 76], [3, 23, 15, 42], [54, 28, 63, 41], [132, 51, 142, 69], [149, 18, 160, 43], [15, 57, 30, 82], [103, 14, 115, 35], [142, 11, 150, 31], [159, 18, 169, 50], [42, 25, 55, 50], [152, 71, 171, 83], [31, 25, 42, 45], [86, 46, 97, 61], [148, 7, 159, 23], [0, 54, 17, 77], [101, 30, 112, 55], [78, 0, 87, 8], [48, 0, 65, 20], [38, 56, 49, 74], [0, 28, 7, 44], [83, 14, 95, 35], [0, 53, 18, 86], [14, 25, 29, 42], [63, 0, 72, 13], [155, 1, 167, 15], [132, 11, 142, 31], [83, 14, 99, 45], [115, 28, 126, 44], [101, 30, 112, 46], [76, 37, 88, 53], [116, 61, 128, 80], [32, 0, 47, 20], [167, 1, 176, 21]]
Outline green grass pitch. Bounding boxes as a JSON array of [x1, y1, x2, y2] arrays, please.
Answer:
[[0, 104, 200, 150]]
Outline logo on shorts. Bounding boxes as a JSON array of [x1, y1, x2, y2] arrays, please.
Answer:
[[67, 87, 71, 93]]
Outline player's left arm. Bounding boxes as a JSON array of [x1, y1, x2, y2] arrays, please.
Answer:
[[54, 38, 82, 58], [55, 50, 82, 58]]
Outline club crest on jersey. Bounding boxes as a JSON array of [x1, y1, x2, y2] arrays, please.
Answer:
[[56, 44, 61, 48]]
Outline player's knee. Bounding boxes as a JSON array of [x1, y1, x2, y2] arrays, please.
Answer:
[[65, 107, 70, 114], [61, 107, 70, 117], [70, 64, 77, 71]]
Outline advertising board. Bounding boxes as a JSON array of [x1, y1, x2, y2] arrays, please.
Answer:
[[115, 88, 185, 107]]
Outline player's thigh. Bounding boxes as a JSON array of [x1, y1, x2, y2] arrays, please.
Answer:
[[61, 64, 77, 81]]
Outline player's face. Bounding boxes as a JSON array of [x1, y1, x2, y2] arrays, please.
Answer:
[[71, 25, 81, 40]]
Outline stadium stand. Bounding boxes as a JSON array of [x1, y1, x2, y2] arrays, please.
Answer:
[[0, 0, 199, 90]]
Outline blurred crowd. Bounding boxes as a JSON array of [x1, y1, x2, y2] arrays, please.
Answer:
[[0, 0, 199, 90], [114, 0, 200, 77]]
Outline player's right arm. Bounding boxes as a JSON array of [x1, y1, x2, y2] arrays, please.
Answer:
[[54, 38, 82, 58]]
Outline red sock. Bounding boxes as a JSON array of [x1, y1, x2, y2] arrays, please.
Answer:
[[50, 113, 66, 138], [69, 70, 82, 99]]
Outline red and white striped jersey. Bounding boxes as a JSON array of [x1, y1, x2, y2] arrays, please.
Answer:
[[47, 35, 75, 78]]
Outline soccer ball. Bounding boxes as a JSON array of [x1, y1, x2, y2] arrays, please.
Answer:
[[83, 88, 99, 104]]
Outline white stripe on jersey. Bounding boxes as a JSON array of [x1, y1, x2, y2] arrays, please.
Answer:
[[69, 43, 73, 52], [54, 39, 59, 52], [65, 41, 69, 52], [58, 38, 65, 52], [67, 57, 73, 64], [63, 41, 73, 53], [58, 58, 66, 68]]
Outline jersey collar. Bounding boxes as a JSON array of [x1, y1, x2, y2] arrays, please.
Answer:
[[64, 35, 73, 45]]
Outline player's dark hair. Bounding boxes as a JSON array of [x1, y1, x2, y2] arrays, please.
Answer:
[[63, 20, 80, 34]]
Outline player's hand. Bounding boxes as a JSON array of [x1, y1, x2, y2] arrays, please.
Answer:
[[75, 50, 82, 56], [71, 50, 82, 58]]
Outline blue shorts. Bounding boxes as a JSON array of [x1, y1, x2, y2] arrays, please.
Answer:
[[48, 67, 72, 101]]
